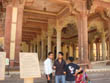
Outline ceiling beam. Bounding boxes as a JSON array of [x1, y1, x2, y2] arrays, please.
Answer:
[[22, 39, 31, 42], [27, 19, 48, 23], [22, 29, 41, 34], [23, 26, 41, 29], [22, 37, 33, 39], [23, 21, 48, 28], [24, 12, 56, 19], [57, 7, 68, 16], [22, 34, 36, 37], [48, 0, 70, 5], [24, 9, 57, 16], [23, 27, 41, 31], [22, 37, 34, 40], [22, 31, 37, 35], [22, 39, 33, 41]]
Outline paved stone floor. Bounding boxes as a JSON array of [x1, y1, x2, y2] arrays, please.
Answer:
[[0, 72, 110, 83], [88, 72, 110, 83]]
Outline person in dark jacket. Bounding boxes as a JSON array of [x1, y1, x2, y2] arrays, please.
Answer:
[[53, 52, 66, 83]]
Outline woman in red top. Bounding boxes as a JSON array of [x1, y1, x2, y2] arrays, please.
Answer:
[[76, 70, 85, 83]]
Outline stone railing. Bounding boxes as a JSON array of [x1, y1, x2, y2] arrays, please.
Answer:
[[91, 60, 110, 65]]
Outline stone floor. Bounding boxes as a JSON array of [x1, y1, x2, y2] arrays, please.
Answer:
[[1, 61, 110, 83], [0, 72, 110, 83]]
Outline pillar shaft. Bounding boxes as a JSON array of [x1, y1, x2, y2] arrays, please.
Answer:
[[69, 44, 73, 57], [30, 43, 33, 52], [4, 5, 24, 66], [37, 40, 40, 59], [77, 13, 89, 63], [101, 33, 107, 60], [57, 29, 61, 55], [41, 39, 44, 60], [41, 35, 46, 60], [62, 44, 67, 60], [73, 45, 76, 59], [108, 22, 110, 60], [90, 43, 94, 61], [48, 35, 52, 53], [96, 43, 100, 61], [107, 41, 110, 60], [28, 43, 31, 52]]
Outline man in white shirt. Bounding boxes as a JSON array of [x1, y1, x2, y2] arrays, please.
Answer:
[[44, 52, 54, 83]]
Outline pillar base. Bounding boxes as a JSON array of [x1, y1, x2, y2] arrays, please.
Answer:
[[10, 60, 15, 68], [80, 63, 92, 69], [79, 60, 91, 69]]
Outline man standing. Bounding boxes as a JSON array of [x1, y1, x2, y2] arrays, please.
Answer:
[[53, 52, 66, 83], [44, 52, 54, 83], [65, 57, 82, 83]]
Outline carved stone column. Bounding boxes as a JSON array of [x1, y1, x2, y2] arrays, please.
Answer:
[[48, 34, 52, 53], [73, 44, 76, 59], [101, 32, 107, 60], [90, 42, 94, 61], [77, 13, 89, 63], [41, 31, 46, 60], [4, 4, 24, 67], [57, 28, 62, 55], [96, 42, 100, 61], [108, 21, 110, 60], [69, 44, 73, 57]]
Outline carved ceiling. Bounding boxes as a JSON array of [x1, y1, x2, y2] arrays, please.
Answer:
[[0, 0, 110, 43], [61, 23, 77, 38], [25, 0, 65, 13]]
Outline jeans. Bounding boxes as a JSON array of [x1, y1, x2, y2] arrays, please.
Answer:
[[46, 73, 52, 83], [55, 75, 65, 83], [66, 81, 75, 83]]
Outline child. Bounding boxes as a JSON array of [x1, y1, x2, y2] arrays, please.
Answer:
[[64, 57, 81, 83], [76, 70, 91, 83], [76, 70, 84, 83]]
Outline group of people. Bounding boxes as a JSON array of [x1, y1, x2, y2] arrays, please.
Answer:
[[44, 52, 91, 83]]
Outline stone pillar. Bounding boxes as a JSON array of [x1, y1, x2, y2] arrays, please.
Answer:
[[77, 13, 89, 63], [44, 41, 47, 59], [41, 38, 44, 60], [107, 41, 110, 60], [30, 43, 33, 52], [62, 44, 67, 60], [48, 35, 52, 53], [108, 22, 110, 60], [88, 44, 90, 60], [69, 44, 73, 57], [96, 42, 100, 61], [57, 29, 61, 55], [76, 46, 79, 59], [37, 39, 41, 60], [90, 42, 94, 61], [4, 4, 24, 67], [73, 44, 76, 59], [28, 42, 31, 52], [33, 43, 36, 52], [101, 33, 107, 60], [41, 32, 46, 60]]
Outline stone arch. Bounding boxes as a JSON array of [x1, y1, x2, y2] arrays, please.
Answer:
[[59, 16, 77, 30], [88, 19, 105, 43], [89, 18, 105, 32]]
